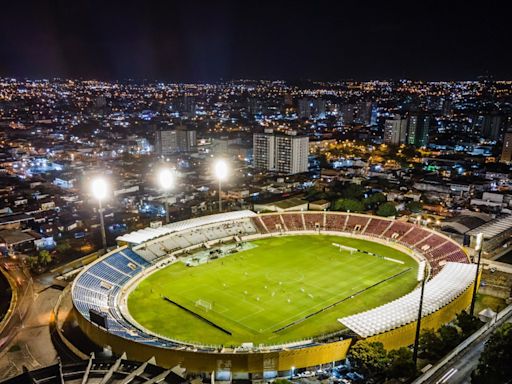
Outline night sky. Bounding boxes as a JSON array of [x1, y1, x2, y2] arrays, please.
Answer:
[[0, 1, 510, 81]]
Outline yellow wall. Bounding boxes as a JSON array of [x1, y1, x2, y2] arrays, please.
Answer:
[[76, 281, 472, 372], [366, 281, 475, 350], [75, 306, 351, 373]]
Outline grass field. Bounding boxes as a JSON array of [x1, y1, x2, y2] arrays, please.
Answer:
[[127, 235, 418, 346]]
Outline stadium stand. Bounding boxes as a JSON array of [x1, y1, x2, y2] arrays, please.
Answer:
[[284, 213, 305, 231], [0, 354, 186, 384], [260, 215, 282, 233], [338, 262, 476, 337], [303, 213, 323, 230], [72, 211, 471, 353], [345, 215, 370, 232]]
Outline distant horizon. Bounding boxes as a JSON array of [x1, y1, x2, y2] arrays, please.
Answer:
[[1, 75, 509, 84]]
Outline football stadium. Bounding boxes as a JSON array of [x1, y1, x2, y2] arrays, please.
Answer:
[[71, 210, 476, 379]]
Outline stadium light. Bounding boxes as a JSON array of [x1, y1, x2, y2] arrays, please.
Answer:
[[158, 167, 175, 224], [91, 177, 109, 253], [412, 261, 427, 366], [470, 232, 484, 316], [214, 159, 229, 212]]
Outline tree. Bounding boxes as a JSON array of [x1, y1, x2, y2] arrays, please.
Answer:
[[333, 198, 365, 212], [455, 310, 483, 338], [38, 250, 52, 266], [56, 240, 71, 255], [472, 323, 512, 383], [28, 255, 39, 270], [348, 340, 389, 378], [363, 192, 386, 208], [406, 201, 423, 213], [386, 347, 416, 379], [340, 183, 365, 200], [419, 329, 445, 360], [439, 324, 462, 351], [376, 202, 397, 217]]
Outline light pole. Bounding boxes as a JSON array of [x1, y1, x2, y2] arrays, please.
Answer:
[[158, 168, 175, 224], [412, 261, 426, 366], [214, 159, 229, 212], [91, 177, 108, 253], [470, 233, 484, 316]]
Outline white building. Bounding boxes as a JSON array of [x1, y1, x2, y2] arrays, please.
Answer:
[[253, 129, 309, 175], [383, 115, 408, 145], [156, 127, 197, 155]]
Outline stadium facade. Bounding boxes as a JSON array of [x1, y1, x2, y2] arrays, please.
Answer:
[[71, 210, 476, 379]]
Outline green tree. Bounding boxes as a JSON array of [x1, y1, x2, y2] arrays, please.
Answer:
[[419, 329, 445, 360], [340, 183, 365, 200], [406, 201, 423, 213], [28, 255, 39, 270], [333, 198, 365, 212], [386, 347, 416, 379], [363, 192, 386, 208], [56, 240, 71, 254], [38, 250, 52, 265], [376, 202, 397, 217], [455, 310, 483, 338], [439, 324, 462, 351], [472, 323, 512, 383], [348, 340, 389, 378]]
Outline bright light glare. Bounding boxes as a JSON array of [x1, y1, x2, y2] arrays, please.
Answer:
[[91, 177, 108, 200], [158, 168, 174, 191], [475, 233, 484, 251], [417, 261, 426, 282], [214, 159, 229, 181]]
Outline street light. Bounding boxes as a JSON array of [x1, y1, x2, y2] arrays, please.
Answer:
[[412, 261, 427, 366], [214, 159, 229, 212], [158, 168, 175, 224], [91, 177, 108, 253], [470, 233, 484, 316]]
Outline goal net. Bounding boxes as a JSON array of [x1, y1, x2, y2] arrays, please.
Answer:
[[195, 299, 213, 311]]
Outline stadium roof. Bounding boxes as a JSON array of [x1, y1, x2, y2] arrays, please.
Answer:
[[338, 262, 476, 338], [116, 210, 257, 245], [441, 215, 487, 235], [466, 214, 512, 239]]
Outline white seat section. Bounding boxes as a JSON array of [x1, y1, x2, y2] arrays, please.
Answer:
[[117, 210, 257, 245], [338, 262, 476, 338]]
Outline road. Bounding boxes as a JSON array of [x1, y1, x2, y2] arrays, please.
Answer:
[[0, 263, 62, 381], [419, 309, 512, 384]]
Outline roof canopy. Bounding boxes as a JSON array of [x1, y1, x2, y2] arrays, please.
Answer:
[[116, 210, 256, 245]]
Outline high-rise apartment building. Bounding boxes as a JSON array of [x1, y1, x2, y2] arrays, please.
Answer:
[[407, 115, 430, 147], [383, 115, 408, 145], [500, 131, 512, 163], [253, 129, 309, 174], [156, 127, 197, 156]]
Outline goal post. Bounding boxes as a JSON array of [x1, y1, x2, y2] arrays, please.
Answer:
[[195, 299, 213, 311]]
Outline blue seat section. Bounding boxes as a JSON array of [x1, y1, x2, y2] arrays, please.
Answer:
[[120, 248, 151, 267], [71, 248, 183, 348], [105, 253, 139, 275], [87, 262, 130, 284]]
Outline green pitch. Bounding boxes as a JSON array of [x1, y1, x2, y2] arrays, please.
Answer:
[[127, 235, 418, 346]]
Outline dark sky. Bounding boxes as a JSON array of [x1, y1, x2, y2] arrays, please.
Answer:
[[0, 0, 510, 81]]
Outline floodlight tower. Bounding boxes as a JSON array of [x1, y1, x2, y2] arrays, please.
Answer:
[[91, 177, 108, 253], [470, 233, 484, 316], [412, 261, 427, 365], [214, 159, 229, 212], [158, 168, 175, 224]]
